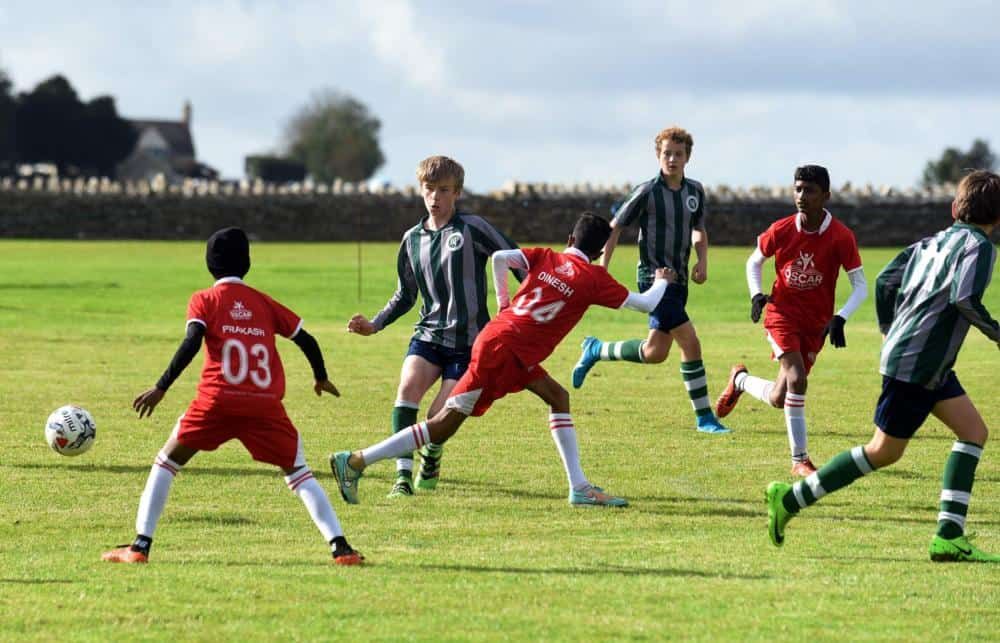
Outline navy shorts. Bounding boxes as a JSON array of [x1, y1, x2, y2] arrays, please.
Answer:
[[874, 372, 966, 439], [639, 280, 690, 332], [406, 338, 471, 381]]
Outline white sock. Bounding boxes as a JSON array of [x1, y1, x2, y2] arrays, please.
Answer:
[[135, 451, 181, 538], [784, 392, 808, 461], [361, 422, 430, 466], [549, 413, 589, 490], [741, 374, 775, 404], [285, 468, 343, 543]]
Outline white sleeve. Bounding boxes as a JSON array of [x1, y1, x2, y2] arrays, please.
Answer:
[[746, 247, 766, 297], [622, 278, 668, 313], [836, 267, 868, 320], [491, 249, 529, 309]]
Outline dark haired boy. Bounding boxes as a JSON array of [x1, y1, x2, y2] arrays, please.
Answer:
[[332, 213, 671, 507], [103, 227, 362, 565], [767, 170, 1000, 562], [571, 126, 730, 434], [715, 165, 868, 476]]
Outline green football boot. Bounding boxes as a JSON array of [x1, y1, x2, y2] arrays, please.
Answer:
[[415, 443, 443, 490], [387, 471, 414, 498], [766, 481, 795, 547], [329, 451, 362, 504], [930, 534, 1000, 563]]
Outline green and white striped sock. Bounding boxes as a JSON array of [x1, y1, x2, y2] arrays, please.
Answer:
[[599, 339, 645, 363], [937, 441, 983, 539], [782, 446, 874, 514], [680, 360, 713, 419]]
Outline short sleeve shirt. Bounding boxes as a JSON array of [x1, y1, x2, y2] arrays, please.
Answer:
[[759, 211, 862, 333], [491, 247, 629, 366], [187, 278, 302, 414]]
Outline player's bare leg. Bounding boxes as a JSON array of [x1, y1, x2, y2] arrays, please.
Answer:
[[103, 435, 198, 563], [526, 375, 628, 507]]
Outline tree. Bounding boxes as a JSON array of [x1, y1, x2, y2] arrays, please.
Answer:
[[14, 74, 135, 177], [284, 89, 385, 183], [0, 64, 15, 169], [922, 139, 997, 187]]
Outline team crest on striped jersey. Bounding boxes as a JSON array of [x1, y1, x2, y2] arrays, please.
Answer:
[[446, 232, 464, 251], [685, 195, 699, 211]]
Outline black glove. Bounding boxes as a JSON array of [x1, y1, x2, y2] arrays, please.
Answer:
[[750, 293, 769, 323], [823, 315, 847, 348]]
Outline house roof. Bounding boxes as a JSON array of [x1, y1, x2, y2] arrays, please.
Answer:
[[129, 119, 195, 158]]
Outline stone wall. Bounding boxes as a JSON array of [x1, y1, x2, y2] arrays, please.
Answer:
[[0, 190, 987, 246]]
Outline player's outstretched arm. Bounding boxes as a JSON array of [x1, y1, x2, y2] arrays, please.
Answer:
[[291, 328, 339, 397], [622, 267, 672, 312], [134, 321, 206, 418]]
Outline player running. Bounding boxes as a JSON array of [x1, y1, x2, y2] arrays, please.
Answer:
[[714, 165, 867, 476], [766, 170, 1000, 562], [103, 227, 362, 565], [331, 213, 671, 507]]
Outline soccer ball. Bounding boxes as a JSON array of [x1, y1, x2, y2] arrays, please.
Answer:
[[45, 405, 96, 456]]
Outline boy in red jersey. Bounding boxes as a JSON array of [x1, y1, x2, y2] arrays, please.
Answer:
[[102, 228, 363, 565], [714, 166, 868, 476], [331, 213, 671, 507]]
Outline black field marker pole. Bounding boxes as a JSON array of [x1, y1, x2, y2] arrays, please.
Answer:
[[357, 204, 362, 303]]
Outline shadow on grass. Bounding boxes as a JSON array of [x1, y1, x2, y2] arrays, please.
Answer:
[[414, 562, 770, 581], [174, 514, 257, 526], [0, 578, 75, 584], [5, 463, 282, 478]]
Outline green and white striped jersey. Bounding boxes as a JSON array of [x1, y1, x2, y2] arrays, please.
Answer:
[[876, 223, 1000, 388], [372, 212, 521, 349], [613, 174, 707, 284]]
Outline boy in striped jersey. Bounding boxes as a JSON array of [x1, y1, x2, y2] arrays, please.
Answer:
[[332, 213, 670, 509], [766, 170, 1000, 562], [103, 228, 362, 565], [715, 165, 868, 476], [346, 156, 522, 497], [571, 126, 730, 434]]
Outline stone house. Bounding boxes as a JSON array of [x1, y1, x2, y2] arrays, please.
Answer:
[[117, 101, 218, 183]]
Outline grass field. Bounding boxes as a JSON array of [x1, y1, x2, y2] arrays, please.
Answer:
[[1, 239, 999, 641]]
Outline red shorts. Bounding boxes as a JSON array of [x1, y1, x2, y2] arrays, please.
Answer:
[[764, 321, 825, 375], [175, 402, 303, 469], [446, 330, 548, 417]]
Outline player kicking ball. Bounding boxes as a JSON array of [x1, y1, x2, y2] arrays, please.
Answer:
[[767, 170, 1000, 562], [714, 165, 867, 476], [103, 227, 363, 565], [331, 213, 670, 507]]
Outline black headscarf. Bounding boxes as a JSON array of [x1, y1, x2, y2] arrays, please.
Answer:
[[206, 227, 251, 278]]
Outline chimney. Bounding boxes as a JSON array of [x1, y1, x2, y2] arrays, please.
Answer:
[[182, 100, 192, 126]]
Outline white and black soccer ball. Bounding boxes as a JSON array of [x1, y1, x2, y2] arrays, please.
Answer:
[[45, 405, 96, 456]]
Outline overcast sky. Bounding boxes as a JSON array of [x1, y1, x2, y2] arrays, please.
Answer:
[[2, 1, 998, 192]]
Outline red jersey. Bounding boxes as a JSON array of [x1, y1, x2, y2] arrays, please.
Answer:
[[758, 211, 862, 333], [491, 247, 629, 366], [186, 277, 302, 414]]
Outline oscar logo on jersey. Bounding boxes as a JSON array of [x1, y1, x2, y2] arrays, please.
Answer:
[[784, 251, 823, 290], [229, 301, 253, 320]]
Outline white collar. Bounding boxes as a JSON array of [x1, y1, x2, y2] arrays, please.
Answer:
[[214, 276, 245, 286], [795, 209, 832, 235], [564, 247, 590, 261]]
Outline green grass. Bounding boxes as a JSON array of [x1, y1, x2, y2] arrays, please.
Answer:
[[1, 240, 999, 641]]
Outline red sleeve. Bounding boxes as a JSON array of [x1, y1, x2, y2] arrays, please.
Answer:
[[186, 291, 210, 327], [757, 224, 777, 257], [839, 227, 862, 272], [520, 247, 546, 269], [591, 268, 630, 309], [264, 293, 303, 338]]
